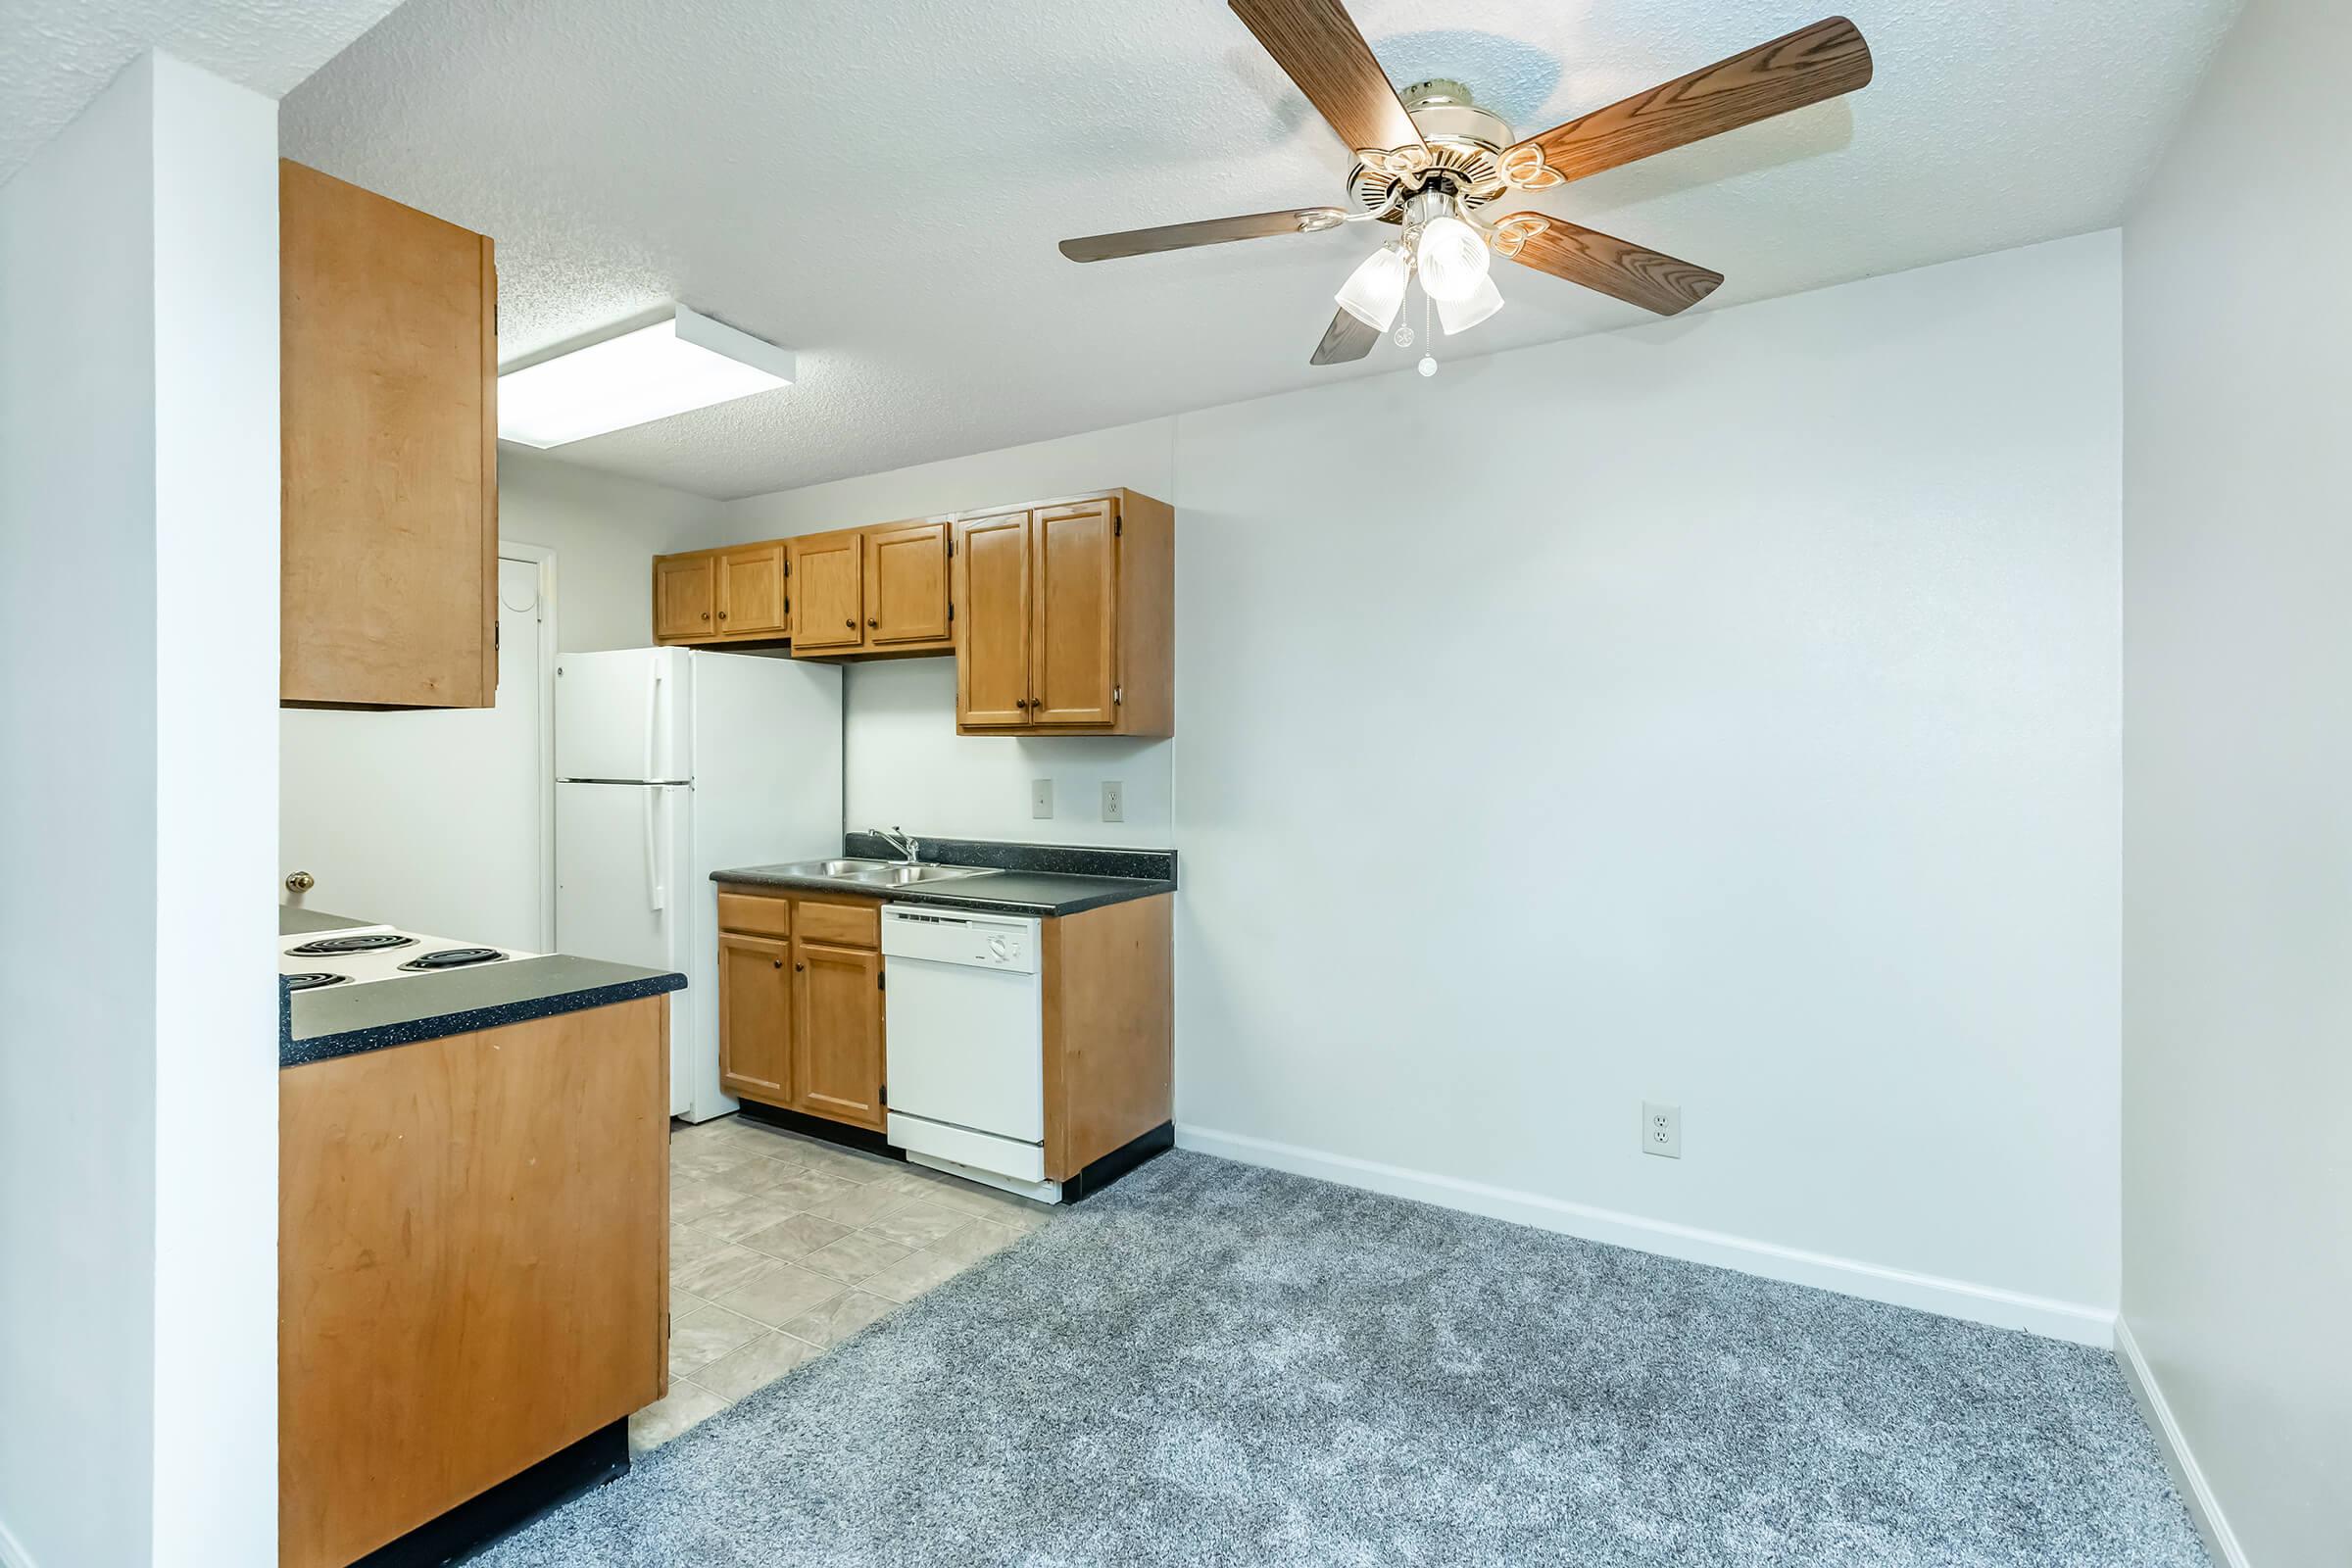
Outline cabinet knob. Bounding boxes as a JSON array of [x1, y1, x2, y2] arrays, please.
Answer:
[[700, 611, 710, 620], [845, 618, 856, 629], [772, 957, 783, 969], [795, 961, 806, 971], [867, 616, 878, 627]]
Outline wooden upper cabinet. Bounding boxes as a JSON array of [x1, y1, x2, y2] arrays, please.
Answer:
[[865, 521, 951, 645], [717, 931, 791, 1102], [791, 936, 885, 1130], [653, 554, 715, 640], [954, 490, 1173, 737], [717, 544, 787, 637], [280, 160, 497, 710], [955, 511, 1034, 728], [788, 531, 864, 652], [1030, 501, 1118, 726]]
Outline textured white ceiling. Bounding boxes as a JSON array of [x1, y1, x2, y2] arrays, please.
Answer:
[[0, 0, 406, 180], [280, 0, 2239, 500]]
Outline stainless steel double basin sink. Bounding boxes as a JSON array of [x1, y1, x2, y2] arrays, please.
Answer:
[[767, 858, 999, 889]]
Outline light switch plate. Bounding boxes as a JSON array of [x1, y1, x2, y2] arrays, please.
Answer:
[[1031, 779, 1054, 820], [1642, 1102, 1682, 1158], [1101, 780, 1124, 822]]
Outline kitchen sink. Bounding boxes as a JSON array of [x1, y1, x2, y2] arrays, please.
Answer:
[[765, 858, 997, 887]]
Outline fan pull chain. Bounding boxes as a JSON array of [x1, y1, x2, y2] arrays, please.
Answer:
[[1417, 290, 1437, 377]]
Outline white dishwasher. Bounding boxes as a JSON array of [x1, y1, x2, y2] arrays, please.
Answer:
[[881, 906, 1055, 1199]]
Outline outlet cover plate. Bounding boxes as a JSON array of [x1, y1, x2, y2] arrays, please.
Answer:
[[1101, 780, 1124, 822], [1642, 1102, 1682, 1158], [1030, 779, 1054, 820]]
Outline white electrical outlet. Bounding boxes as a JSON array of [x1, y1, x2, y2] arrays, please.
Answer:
[[1101, 780, 1124, 822], [1030, 779, 1054, 820], [1642, 1102, 1682, 1158]]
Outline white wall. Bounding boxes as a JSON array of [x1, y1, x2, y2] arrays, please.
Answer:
[[1172, 233, 2124, 1338], [500, 447, 723, 652], [0, 53, 279, 1568], [720, 234, 2126, 1340], [718, 420, 1177, 848], [2119, 0, 2352, 1560]]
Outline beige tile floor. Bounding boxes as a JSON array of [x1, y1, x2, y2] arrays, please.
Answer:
[[631, 1112, 1058, 1453]]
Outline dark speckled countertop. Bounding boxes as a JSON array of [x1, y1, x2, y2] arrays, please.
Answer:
[[278, 906, 685, 1068], [713, 834, 1176, 918]]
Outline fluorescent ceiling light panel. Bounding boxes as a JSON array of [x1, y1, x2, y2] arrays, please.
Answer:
[[497, 305, 796, 448]]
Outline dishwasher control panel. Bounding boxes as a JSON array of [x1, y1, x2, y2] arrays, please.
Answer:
[[880, 907, 1040, 973]]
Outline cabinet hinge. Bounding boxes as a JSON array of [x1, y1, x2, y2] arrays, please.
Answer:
[[1114, 515, 1122, 538], [877, 970, 886, 992], [947, 538, 955, 558], [879, 1083, 887, 1106], [783, 559, 791, 576], [948, 602, 955, 622]]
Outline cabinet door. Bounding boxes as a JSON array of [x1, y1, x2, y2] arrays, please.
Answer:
[[717, 544, 787, 636], [654, 555, 715, 640], [788, 531, 863, 652], [280, 160, 496, 709], [791, 938, 884, 1129], [954, 512, 1033, 727], [1029, 499, 1118, 726], [717, 932, 791, 1103], [864, 521, 951, 645]]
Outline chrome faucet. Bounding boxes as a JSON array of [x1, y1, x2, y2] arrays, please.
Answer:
[[870, 826, 921, 865]]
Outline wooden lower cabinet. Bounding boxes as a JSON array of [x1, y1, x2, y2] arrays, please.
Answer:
[[279, 998, 667, 1568], [717, 931, 791, 1102], [717, 888, 884, 1131], [714, 885, 1178, 1175], [792, 936, 885, 1130]]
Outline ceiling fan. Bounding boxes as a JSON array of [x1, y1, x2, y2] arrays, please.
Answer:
[[1059, 0, 1873, 371]]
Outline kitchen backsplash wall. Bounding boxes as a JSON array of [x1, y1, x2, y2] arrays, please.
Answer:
[[717, 418, 1180, 851]]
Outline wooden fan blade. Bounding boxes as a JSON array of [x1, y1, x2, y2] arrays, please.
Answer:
[[1230, 0, 1423, 156], [1310, 306, 1379, 365], [1500, 17, 1872, 188], [1497, 216, 1724, 317], [1059, 207, 1348, 263]]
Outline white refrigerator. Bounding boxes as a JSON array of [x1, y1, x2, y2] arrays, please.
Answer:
[[555, 648, 843, 1121]]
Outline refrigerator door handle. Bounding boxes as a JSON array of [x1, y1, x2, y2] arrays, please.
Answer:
[[643, 790, 666, 913], [642, 665, 662, 782]]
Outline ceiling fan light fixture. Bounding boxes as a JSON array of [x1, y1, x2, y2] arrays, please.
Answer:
[[1335, 241, 1411, 332], [1414, 215, 1492, 303], [1436, 271, 1504, 335]]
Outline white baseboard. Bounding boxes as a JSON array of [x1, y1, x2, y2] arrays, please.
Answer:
[[1172, 1123, 2117, 1348], [2116, 1317, 2247, 1567]]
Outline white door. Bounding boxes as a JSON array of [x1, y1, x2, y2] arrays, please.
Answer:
[[280, 555, 550, 950], [554, 647, 693, 783]]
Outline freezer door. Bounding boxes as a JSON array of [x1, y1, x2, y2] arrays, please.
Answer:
[[555, 648, 693, 782]]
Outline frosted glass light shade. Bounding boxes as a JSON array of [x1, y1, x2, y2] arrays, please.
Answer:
[[1335, 243, 1410, 332], [497, 306, 797, 448], [1414, 216, 1492, 303], [1436, 272, 1503, 335]]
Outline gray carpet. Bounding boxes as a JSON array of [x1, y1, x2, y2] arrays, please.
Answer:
[[482, 1151, 2206, 1567]]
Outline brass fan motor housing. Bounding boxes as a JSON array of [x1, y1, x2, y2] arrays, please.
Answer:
[[1347, 79, 1514, 221]]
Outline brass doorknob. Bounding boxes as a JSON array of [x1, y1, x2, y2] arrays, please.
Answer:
[[284, 870, 315, 894]]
